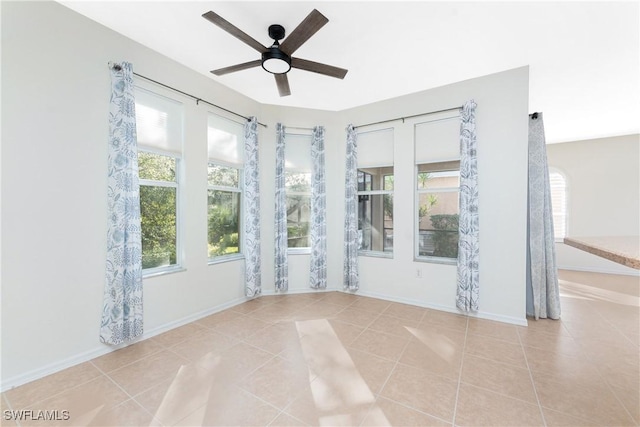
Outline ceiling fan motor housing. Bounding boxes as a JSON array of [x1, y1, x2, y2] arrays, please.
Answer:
[[268, 24, 285, 41]]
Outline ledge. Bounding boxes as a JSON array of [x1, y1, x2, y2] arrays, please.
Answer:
[[563, 236, 640, 270]]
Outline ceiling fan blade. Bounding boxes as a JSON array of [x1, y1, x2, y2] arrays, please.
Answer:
[[210, 59, 262, 76], [279, 9, 328, 55], [291, 57, 348, 79], [202, 11, 266, 53], [275, 74, 291, 97]]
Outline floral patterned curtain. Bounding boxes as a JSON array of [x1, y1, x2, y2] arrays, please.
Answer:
[[100, 62, 144, 345], [344, 125, 359, 291], [456, 100, 479, 312], [274, 123, 288, 292], [244, 117, 261, 297], [310, 126, 327, 289], [527, 113, 561, 319]]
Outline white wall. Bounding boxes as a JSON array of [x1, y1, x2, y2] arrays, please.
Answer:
[[547, 134, 640, 275], [338, 67, 530, 325], [1, 1, 530, 390]]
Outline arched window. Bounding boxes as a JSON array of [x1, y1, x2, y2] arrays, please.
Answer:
[[549, 170, 567, 240]]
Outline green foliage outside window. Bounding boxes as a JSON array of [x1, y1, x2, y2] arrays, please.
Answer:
[[430, 214, 459, 258]]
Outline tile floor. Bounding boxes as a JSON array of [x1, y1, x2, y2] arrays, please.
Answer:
[[2, 270, 638, 426]]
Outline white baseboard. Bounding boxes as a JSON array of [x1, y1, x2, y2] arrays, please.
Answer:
[[351, 289, 528, 326]]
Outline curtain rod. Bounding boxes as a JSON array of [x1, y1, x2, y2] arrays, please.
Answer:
[[353, 105, 463, 130], [110, 64, 267, 128]]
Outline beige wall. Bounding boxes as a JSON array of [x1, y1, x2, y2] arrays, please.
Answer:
[[546, 134, 640, 274]]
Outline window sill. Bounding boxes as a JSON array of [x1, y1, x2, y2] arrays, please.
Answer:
[[359, 251, 394, 259], [414, 256, 457, 265], [143, 265, 186, 279], [208, 253, 245, 265], [288, 248, 311, 255]]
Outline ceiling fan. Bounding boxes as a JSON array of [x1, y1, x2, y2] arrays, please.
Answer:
[[202, 9, 348, 97]]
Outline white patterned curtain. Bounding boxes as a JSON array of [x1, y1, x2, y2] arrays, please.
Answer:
[[244, 117, 261, 297], [527, 113, 561, 319], [100, 62, 144, 345], [310, 126, 327, 289], [344, 125, 359, 291], [456, 100, 479, 312], [274, 123, 288, 292]]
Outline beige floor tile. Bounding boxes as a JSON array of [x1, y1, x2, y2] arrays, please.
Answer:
[[152, 322, 206, 347], [362, 397, 452, 426], [517, 325, 583, 358], [611, 384, 640, 425], [368, 314, 420, 338], [349, 296, 392, 313], [292, 301, 347, 320], [524, 346, 604, 388], [213, 315, 272, 340], [107, 349, 190, 396], [169, 329, 239, 362], [464, 333, 528, 369], [269, 412, 309, 426], [231, 297, 277, 314], [467, 318, 519, 343], [325, 319, 366, 347], [5, 362, 102, 409], [460, 354, 538, 404], [193, 341, 274, 382], [542, 407, 598, 426], [174, 385, 280, 426], [350, 329, 409, 362], [134, 361, 232, 426], [91, 338, 163, 373], [237, 356, 316, 410], [454, 383, 544, 426], [534, 372, 636, 426], [243, 321, 304, 355], [86, 398, 161, 426], [523, 317, 571, 337], [285, 373, 374, 427], [399, 337, 463, 380], [195, 309, 245, 329], [1, 393, 18, 427], [20, 376, 129, 427], [247, 303, 302, 323], [343, 348, 396, 395], [383, 302, 427, 322], [333, 307, 381, 328], [421, 310, 468, 331], [379, 363, 457, 422], [318, 291, 359, 307]]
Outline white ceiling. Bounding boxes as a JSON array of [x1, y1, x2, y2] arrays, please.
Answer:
[[60, 1, 639, 143]]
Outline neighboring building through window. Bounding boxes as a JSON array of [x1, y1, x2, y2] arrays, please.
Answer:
[[135, 88, 183, 272], [357, 128, 394, 255], [549, 170, 567, 240], [285, 133, 312, 250], [207, 114, 244, 260], [414, 112, 460, 261]]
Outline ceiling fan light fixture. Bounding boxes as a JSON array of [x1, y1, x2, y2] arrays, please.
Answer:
[[261, 47, 291, 74]]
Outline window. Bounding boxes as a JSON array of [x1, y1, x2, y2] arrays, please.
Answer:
[[357, 128, 394, 255], [414, 112, 460, 261], [285, 133, 312, 250], [207, 114, 244, 260], [135, 88, 183, 272], [549, 170, 567, 240]]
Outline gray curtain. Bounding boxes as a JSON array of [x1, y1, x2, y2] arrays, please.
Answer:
[[310, 126, 327, 289], [343, 125, 359, 291], [274, 123, 288, 292], [100, 62, 143, 345], [456, 100, 479, 312], [244, 117, 261, 297], [526, 113, 561, 319]]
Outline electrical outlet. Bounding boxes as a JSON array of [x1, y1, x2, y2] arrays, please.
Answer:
[[416, 268, 422, 278]]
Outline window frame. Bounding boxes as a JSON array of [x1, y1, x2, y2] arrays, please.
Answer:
[[283, 132, 313, 254], [357, 167, 394, 258], [138, 145, 184, 276], [549, 167, 568, 242], [207, 159, 244, 264], [414, 160, 460, 265]]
